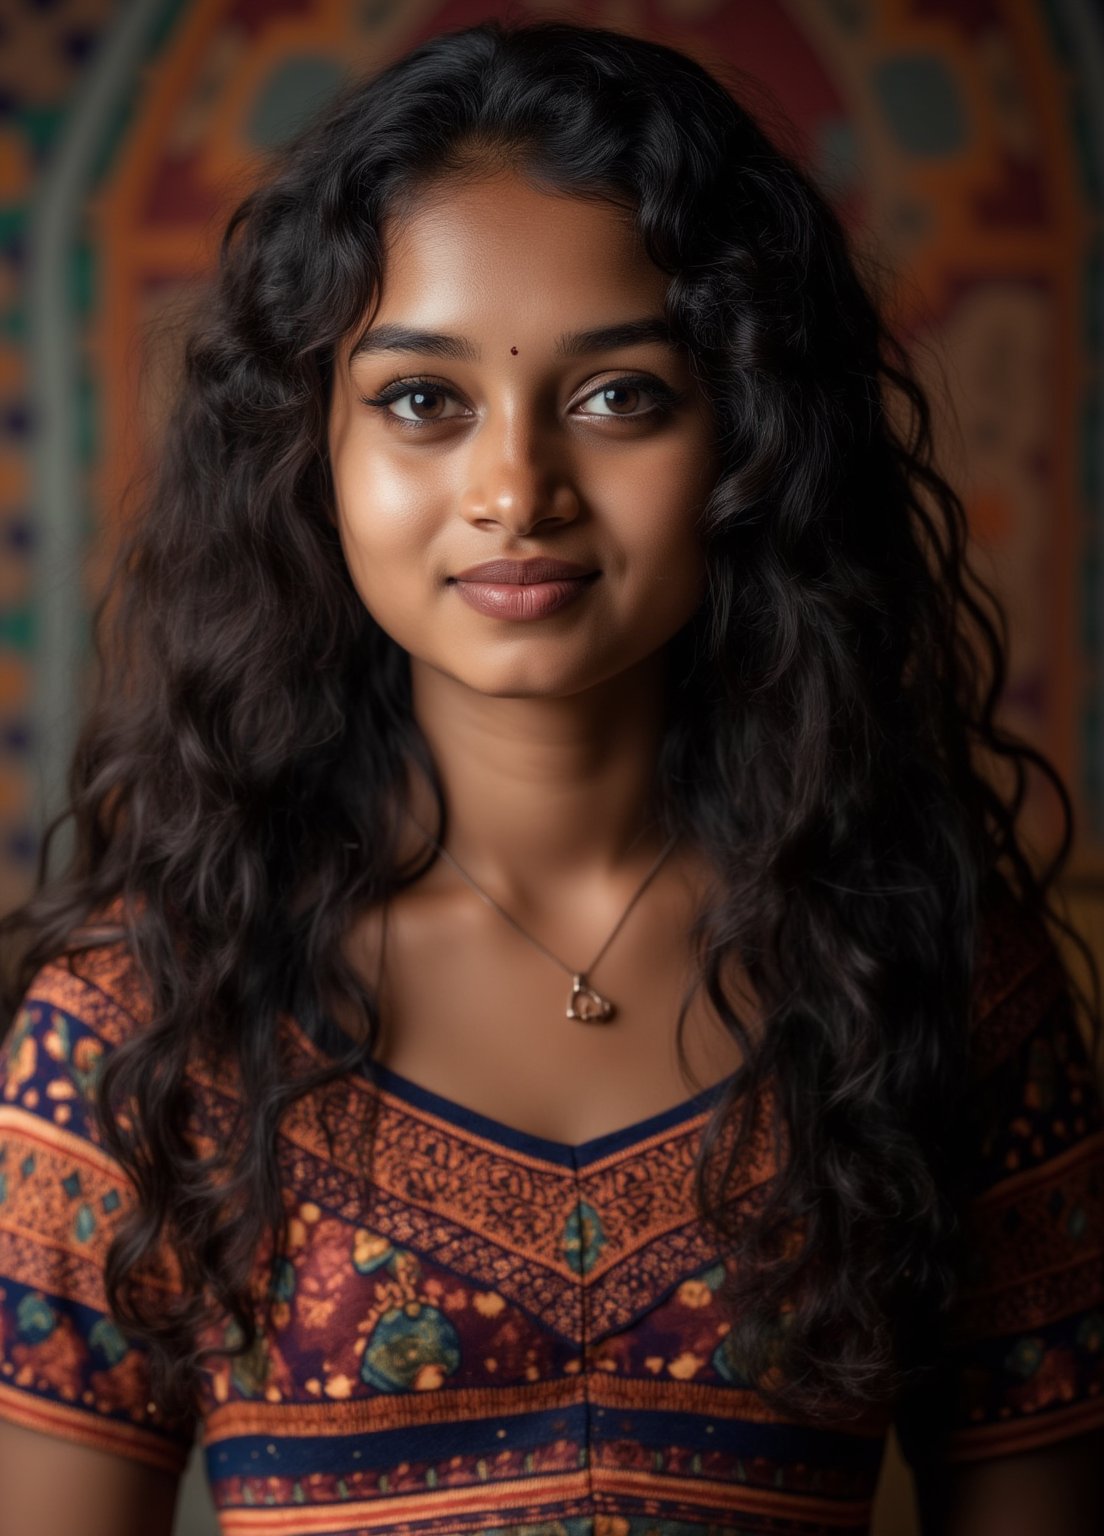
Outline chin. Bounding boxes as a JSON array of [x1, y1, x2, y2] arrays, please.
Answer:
[[455, 666, 593, 699]]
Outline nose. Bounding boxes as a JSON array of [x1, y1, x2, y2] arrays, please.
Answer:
[[459, 406, 581, 535]]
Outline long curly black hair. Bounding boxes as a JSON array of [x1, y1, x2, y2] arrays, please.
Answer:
[[2, 15, 1098, 1426]]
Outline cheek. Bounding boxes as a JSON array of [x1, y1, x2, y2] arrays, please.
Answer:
[[611, 442, 711, 577], [329, 400, 440, 559], [332, 451, 442, 590], [338, 509, 432, 620], [331, 517, 433, 660]]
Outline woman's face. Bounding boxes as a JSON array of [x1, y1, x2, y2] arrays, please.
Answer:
[[327, 169, 719, 698]]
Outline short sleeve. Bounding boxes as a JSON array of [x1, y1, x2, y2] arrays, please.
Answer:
[[0, 948, 196, 1473], [895, 896, 1104, 1467]]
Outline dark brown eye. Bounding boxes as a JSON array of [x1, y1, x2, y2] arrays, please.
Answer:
[[576, 378, 676, 419], [400, 388, 449, 420], [599, 385, 640, 414], [358, 380, 469, 425]]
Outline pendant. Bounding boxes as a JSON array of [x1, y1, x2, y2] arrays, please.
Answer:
[[566, 972, 615, 1022]]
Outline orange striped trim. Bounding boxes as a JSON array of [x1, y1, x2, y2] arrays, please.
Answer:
[[201, 1369, 863, 1447], [203, 1376, 588, 1444], [217, 1462, 872, 1534], [0, 1380, 189, 1475], [592, 1465, 871, 1525], [587, 1369, 886, 1433], [944, 1390, 1104, 1463], [218, 1467, 596, 1533]]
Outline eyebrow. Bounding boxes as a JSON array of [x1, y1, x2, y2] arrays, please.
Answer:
[[348, 316, 679, 364]]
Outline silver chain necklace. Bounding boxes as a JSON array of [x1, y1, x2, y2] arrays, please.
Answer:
[[406, 815, 680, 1022]]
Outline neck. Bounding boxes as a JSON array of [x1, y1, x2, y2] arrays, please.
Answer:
[[400, 647, 674, 910]]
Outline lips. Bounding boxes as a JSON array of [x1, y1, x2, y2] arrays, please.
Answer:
[[452, 575, 597, 620], [450, 556, 596, 584]]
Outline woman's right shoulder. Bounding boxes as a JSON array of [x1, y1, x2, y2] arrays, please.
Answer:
[[1, 913, 155, 1136]]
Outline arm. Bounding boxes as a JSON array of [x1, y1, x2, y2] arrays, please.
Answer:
[[915, 1426, 1104, 1536], [0, 1419, 181, 1536]]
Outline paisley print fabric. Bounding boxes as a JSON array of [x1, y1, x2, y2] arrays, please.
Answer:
[[0, 895, 1102, 1534]]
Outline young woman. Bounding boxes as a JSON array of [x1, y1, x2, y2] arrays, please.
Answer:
[[0, 16, 1101, 1536]]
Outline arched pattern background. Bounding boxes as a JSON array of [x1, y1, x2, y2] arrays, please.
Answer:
[[1, 3, 1103, 1529]]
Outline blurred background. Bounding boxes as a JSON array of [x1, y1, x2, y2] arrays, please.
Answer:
[[1, 0, 1102, 1531]]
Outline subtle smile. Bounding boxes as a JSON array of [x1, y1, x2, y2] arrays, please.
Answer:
[[449, 572, 601, 620]]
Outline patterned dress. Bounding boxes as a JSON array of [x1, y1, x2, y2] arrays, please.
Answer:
[[0, 895, 1102, 1535]]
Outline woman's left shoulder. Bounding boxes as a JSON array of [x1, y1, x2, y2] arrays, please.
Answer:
[[966, 885, 1091, 1086]]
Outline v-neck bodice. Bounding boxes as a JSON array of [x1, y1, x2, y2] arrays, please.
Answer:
[[313, 1009, 748, 1169]]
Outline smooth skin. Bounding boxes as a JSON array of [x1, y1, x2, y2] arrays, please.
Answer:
[[2, 168, 1100, 1535]]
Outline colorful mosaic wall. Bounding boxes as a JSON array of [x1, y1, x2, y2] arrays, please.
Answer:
[[1, 0, 1103, 921]]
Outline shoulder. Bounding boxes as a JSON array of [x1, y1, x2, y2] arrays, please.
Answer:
[[0, 932, 197, 1470], [5, 893, 154, 1049], [0, 930, 157, 1262], [2, 936, 153, 1140], [894, 884, 1104, 1470], [967, 885, 1082, 1081], [957, 885, 1101, 1201]]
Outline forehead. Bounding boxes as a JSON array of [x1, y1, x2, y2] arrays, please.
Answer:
[[368, 171, 668, 335]]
